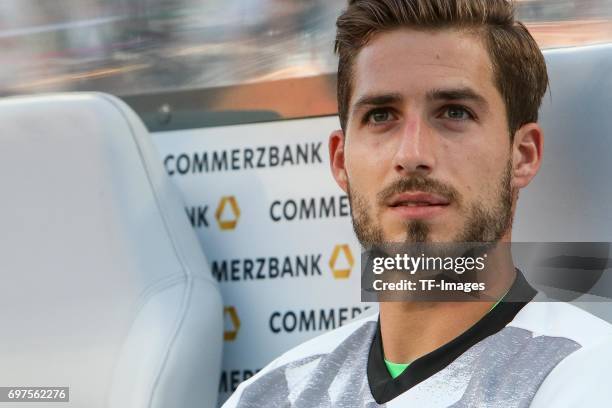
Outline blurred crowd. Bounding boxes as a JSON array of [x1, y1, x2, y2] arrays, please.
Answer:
[[1, 0, 611, 97]]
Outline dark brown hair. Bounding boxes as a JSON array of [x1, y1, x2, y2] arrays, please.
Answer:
[[334, 0, 548, 136]]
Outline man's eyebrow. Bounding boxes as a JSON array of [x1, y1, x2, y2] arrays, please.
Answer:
[[426, 87, 489, 110], [351, 93, 403, 115]]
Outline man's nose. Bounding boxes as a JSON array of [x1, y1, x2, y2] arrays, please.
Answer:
[[392, 115, 436, 176]]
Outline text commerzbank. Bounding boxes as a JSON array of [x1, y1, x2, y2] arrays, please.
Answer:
[[164, 142, 323, 175]]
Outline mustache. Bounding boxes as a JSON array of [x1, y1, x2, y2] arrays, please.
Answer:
[[377, 175, 461, 206]]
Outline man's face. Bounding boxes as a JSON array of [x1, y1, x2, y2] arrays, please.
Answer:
[[338, 28, 515, 245]]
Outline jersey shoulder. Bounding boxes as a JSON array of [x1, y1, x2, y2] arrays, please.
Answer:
[[222, 311, 378, 407], [508, 299, 612, 347], [526, 305, 612, 407]]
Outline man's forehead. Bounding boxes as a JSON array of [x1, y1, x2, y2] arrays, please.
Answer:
[[350, 28, 497, 106]]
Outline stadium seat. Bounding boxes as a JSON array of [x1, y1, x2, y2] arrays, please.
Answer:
[[0, 93, 223, 408], [514, 43, 612, 318]]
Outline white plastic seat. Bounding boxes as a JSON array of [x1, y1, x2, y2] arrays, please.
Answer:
[[0, 93, 223, 408]]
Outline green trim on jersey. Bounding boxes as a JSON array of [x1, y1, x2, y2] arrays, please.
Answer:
[[384, 359, 411, 379]]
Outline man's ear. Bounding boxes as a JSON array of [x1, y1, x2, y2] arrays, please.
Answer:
[[512, 122, 543, 189], [329, 129, 349, 193]]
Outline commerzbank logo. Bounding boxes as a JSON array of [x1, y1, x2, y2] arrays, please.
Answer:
[[224, 306, 241, 341], [215, 196, 241, 230], [329, 244, 354, 279]]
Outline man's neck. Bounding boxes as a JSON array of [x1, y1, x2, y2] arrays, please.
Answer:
[[379, 244, 516, 364]]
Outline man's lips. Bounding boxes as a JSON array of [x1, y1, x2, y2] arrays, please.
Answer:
[[386, 192, 450, 219], [387, 192, 450, 207]]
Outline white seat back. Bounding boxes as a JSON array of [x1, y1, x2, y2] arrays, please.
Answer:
[[0, 93, 223, 408]]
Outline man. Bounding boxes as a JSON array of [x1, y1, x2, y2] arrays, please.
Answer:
[[224, 0, 612, 406]]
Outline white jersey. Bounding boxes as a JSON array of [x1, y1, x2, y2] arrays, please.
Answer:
[[223, 272, 612, 407]]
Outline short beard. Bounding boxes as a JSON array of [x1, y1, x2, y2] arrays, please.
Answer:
[[349, 191, 384, 248], [348, 160, 514, 247]]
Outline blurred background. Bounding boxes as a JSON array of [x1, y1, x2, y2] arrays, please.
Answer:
[[1, 0, 611, 125]]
